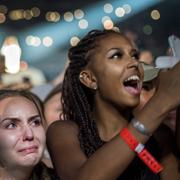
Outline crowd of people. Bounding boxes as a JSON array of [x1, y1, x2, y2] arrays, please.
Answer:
[[0, 28, 180, 180]]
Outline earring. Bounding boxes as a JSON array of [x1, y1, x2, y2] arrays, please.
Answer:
[[92, 83, 98, 90], [79, 74, 83, 79]]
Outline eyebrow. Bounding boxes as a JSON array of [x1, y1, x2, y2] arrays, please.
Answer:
[[131, 49, 139, 53], [107, 48, 123, 55], [108, 47, 122, 51], [108, 47, 138, 52], [0, 114, 40, 124], [28, 115, 41, 123], [0, 117, 20, 124]]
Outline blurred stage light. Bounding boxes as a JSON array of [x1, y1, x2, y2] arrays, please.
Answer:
[[115, 7, 125, 17], [122, 4, 132, 14], [151, 9, 160, 20], [0, 13, 6, 23], [104, 3, 113, 14], [43, 36, 53, 47], [1, 36, 21, 74], [103, 19, 114, 30], [74, 9, 84, 19], [143, 25, 153, 35], [9, 9, 24, 20], [31, 7, 40, 17], [78, 19, 88, 29], [13, 0, 162, 64], [70, 36, 80, 46], [64, 12, 74, 22], [0, 5, 7, 14]]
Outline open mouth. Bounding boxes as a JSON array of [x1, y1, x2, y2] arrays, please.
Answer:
[[123, 75, 142, 95]]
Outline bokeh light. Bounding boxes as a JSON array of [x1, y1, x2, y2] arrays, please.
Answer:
[[143, 25, 153, 35], [0, 13, 6, 23], [151, 9, 160, 20], [0, 5, 7, 14], [31, 7, 40, 17], [23, 10, 33, 20], [115, 7, 125, 17], [43, 36, 53, 47], [74, 9, 84, 19], [46, 11, 60, 22], [78, 19, 88, 29], [104, 3, 113, 14], [9, 9, 24, 20], [103, 19, 114, 30], [25, 36, 41, 46], [122, 4, 132, 14], [101, 16, 111, 24], [70, 36, 80, 46], [64, 11, 73, 22]]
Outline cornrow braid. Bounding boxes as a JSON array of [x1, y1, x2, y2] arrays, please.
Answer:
[[61, 29, 161, 180], [62, 29, 119, 157]]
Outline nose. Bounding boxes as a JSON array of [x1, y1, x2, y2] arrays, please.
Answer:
[[127, 60, 140, 70], [22, 126, 34, 141]]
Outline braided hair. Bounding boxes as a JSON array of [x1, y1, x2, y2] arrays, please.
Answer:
[[61, 29, 161, 179], [62, 29, 120, 157]]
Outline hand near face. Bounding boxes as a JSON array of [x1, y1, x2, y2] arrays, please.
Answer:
[[155, 61, 180, 110]]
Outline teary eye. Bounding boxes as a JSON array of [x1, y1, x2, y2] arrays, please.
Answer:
[[31, 117, 42, 127], [6, 122, 17, 129]]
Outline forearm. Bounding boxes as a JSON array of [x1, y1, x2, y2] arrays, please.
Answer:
[[160, 153, 180, 180], [75, 134, 135, 180], [134, 91, 170, 138], [49, 93, 174, 180]]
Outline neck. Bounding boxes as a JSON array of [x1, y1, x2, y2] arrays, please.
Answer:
[[0, 166, 33, 180], [93, 96, 130, 142]]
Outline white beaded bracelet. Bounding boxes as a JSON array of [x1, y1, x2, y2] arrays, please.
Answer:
[[131, 118, 151, 136]]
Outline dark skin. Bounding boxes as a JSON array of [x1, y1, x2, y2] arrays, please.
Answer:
[[134, 79, 180, 179], [47, 33, 180, 180]]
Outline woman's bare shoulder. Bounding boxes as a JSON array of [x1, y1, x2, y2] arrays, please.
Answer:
[[47, 120, 79, 138]]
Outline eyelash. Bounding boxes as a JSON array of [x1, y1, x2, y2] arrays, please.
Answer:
[[110, 52, 123, 59], [31, 118, 42, 126], [131, 52, 140, 60], [5, 122, 17, 129], [110, 51, 140, 60]]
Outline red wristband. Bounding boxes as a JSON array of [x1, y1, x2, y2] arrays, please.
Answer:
[[120, 127, 163, 174]]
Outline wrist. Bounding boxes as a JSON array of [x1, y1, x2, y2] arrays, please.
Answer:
[[120, 127, 163, 174], [131, 118, 152, 136], [135, 94, 169, 133]]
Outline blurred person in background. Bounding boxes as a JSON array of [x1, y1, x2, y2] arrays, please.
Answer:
[[0, 54, 6, 89], [31, 59, 69, 101], [42, 83, 63, 168], [44, 83, 63, 127], [139, 50, 154, 65]]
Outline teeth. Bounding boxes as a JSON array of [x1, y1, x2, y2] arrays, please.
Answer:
[[125, 75, 140, 82]]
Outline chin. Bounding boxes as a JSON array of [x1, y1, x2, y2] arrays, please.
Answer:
[[20, 154, 42, 167], [127, 99, 140, 108]]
